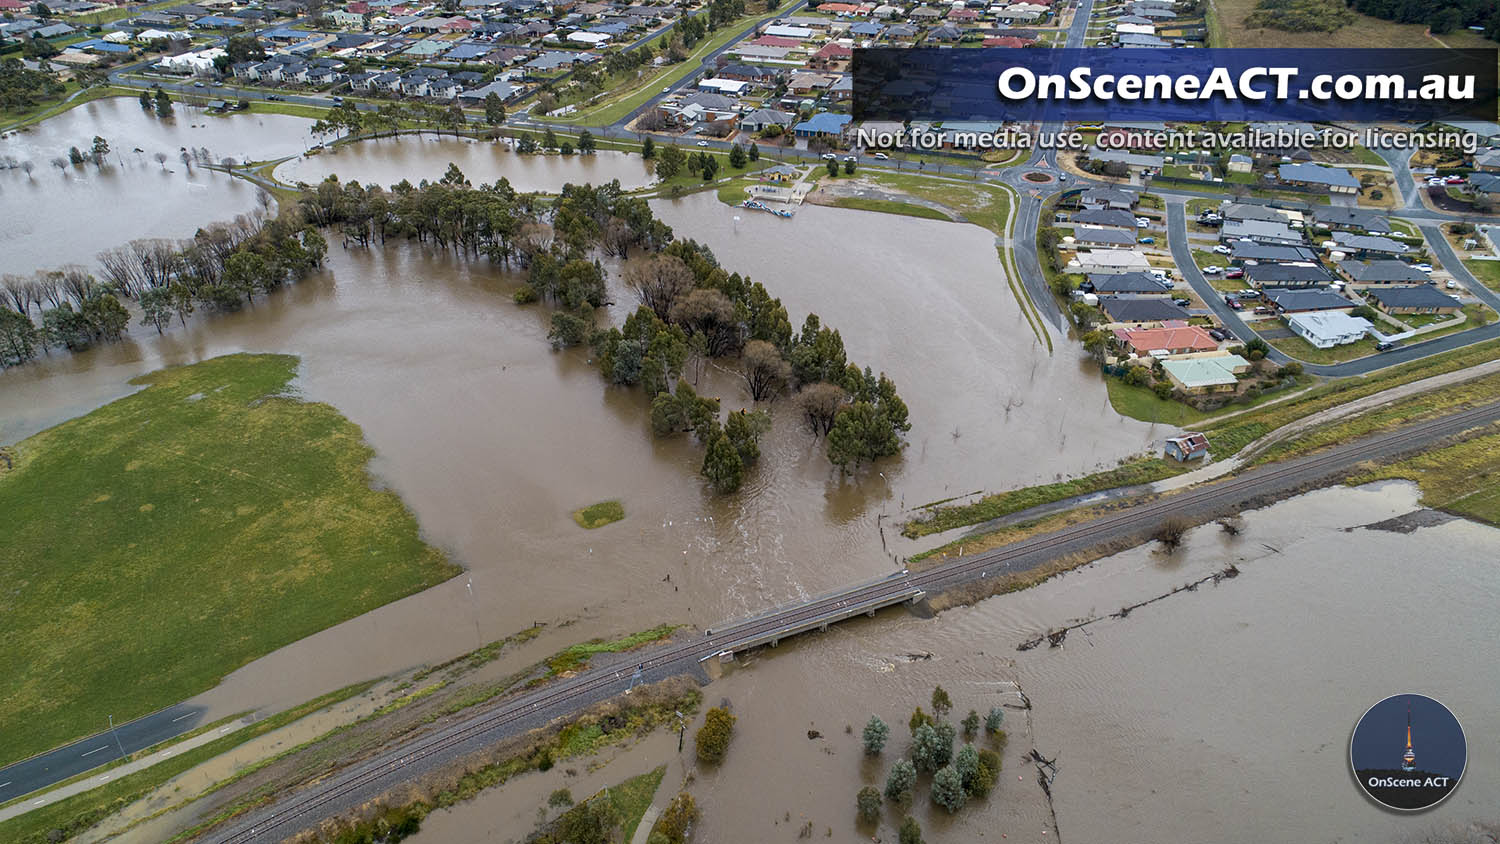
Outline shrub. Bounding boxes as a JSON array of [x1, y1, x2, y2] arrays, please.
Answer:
[[863, 715, 890, 754], [856, 786, 882, 823], [695, 706, 736, 763], [1153, 515, 1191, 549]]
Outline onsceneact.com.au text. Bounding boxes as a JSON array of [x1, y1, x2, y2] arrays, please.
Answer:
[[996, 67, 1478, 103]]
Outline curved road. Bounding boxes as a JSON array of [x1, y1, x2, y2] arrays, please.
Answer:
[[204, 398, 1500, 844]]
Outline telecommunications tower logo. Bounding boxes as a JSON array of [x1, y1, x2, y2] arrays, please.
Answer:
[[1350, 694, 1466, 811]]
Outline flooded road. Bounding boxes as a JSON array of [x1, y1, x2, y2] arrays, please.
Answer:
[[395, 483, 1498, 844], [1, 194, 1151, 725], [0, 97, 312, 276], [272, 133, 657, 192]]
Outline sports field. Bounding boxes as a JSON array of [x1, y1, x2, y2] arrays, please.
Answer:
[[0, 354, 459, 766]]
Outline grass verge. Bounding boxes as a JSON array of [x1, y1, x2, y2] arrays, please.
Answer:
[[1463, 259, 1500, 291], [1348, 424, 1500, 524], [0, 354, 458, 766]]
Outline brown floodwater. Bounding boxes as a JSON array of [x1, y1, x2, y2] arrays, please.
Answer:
[[272, 133, 658, 192], [0, 189, 1153, 728], [395, 483, 1499, 844], [0, 97, 313, 277]]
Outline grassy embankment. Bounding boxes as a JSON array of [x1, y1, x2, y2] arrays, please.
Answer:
[[1349, 424, 1500, 524], [572, 500, 625, 529], [0, 354, 459, 767], [0, 85, 141, 132], [1208, 0, 1499, 49], [904, 339, 1500, 539]]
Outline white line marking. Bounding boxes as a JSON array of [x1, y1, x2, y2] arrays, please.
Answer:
[[0, 781, 11, 788], [81, 745, 110, 757], [171, 712, 195, 722]]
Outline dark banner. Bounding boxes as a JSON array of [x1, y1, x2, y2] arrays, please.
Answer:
[[852, 48, 1499, 124]]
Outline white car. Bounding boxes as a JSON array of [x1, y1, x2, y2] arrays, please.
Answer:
[[1427, 177, 1446, 186], [696, 140, 709, 147], [873, 152, 889, 160], [844, 155, 857, 162], [1212, 244, 1232, 254], [1135, 217, 1150, 227], [1202, 265, 1222, 274], [1414, 263, 1433, 273], [1446, 280, 1460, 289], [821, 152, 837, 160]]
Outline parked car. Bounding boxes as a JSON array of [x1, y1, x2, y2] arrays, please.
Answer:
[[1138, 236, 1155, 244], [1447, 280, 1460, 289], [1427, 177, 1446, 186], [266, 94, 284, 101], [821, 152, 837, 160], [1228, 299, 1244, 310], [873, 152, 889, 160], [193, 81, 205, 88], [1414, 263, 1433, 273], [1446, 175, 1465, 184], [1173, 297, 1191, 307], [1203, 265, 1222, 274], [1135, 217, 1150, 227], [1212, 244, 1231, 254], [844, 155, 857, 162], [1376, 340, 1400, 351], [1209, 328, 1227, 341], [696, 140, 709, 147], [1225, 268, 1244, 279]]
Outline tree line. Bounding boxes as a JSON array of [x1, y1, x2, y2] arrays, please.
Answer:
[[0, 209, 328, 367], [302, 172, 910, 492]]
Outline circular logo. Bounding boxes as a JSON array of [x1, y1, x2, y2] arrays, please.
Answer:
[[1350, 694, 1466, 811]]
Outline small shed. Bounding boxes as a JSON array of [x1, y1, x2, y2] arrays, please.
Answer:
[[1164, 432, 1210, 462]]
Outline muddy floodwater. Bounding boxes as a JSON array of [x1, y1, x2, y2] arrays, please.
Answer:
[[0, 97, 314, 276], [272, 133, 658, 192], [0, 191, 1152, 725], [394, 483, 1500, 844]]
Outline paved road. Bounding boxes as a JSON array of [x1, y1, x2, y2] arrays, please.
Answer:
[[0, 704, 208, 803], [203, 398, 1500, 844]]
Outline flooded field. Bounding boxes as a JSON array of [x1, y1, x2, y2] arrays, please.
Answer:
[[0, 192, 1149, 726], [0, 97, 312, 276], [272, 133, 657, 192], [389, 484, 1499, 844]]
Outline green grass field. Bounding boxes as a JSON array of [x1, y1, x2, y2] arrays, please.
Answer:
[[0, 354, 458, 766], [826, 196, 953, 221], [1351, 425, 1500, 524], [1464, 259, 1500, 291]]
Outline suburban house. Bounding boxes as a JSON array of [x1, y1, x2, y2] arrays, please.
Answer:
[[1277, 163, 1360, 194], [1429, 120, 1500, 147], [809, 42, 851, 69], [1078, 187, 1137, 211], [1220, 202, 1291, 224], [456, 79, 520, 103], [1340, 259, 1429, 286], [793, 112, 852, 140], [1230, 242, 1318, 264], [1264, 287, 1353, 314], [740, 108, 793, 134], [1473, 149, 1500, 172], [1083, 271, 1171, 295], [1467, 172, 1500, 198], [1097, 296, 1191, 325], [1226, 153, 1252, 174], [1087, 147, 1165, 172], [1310, 207, 1391, 234], [1220, 219, 1305, 246], [1164, 432, 1210, 461], [1365, 286, 1462, 315], [1244, 263, 1333, 289], [1070, 208, 1136, 232], [1075, 250, 1151, 274], [1160, 355, 1251, 393], [1287, 311, 1372, 348], [1331, 233, 1409, 258], [1112, 323, 1220, 356], [759, 164, 799, 183], [1074, 227, 1136, 249]]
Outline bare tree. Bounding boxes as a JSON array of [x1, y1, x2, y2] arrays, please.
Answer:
[[22, 160, 34, 180], [2, 275, 29, 314], [796, 382, 848, 436], [624, 252, 697, 320], [59, 266, 96, 304], [739, 339, 791, 402], [154, 152, 168, 170]]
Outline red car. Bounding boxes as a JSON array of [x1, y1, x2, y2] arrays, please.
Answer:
[[1225, 268, 1244, 279]]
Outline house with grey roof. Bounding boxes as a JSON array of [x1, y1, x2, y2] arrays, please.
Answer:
[[1220, 219, 1305, 246], [1245, 263, 1332, 289], [1263, 286, 1352, 313], [1310, 207, 1390, 234], [1083, 272, 1172, 295], [1079, 187, 1137, 211], [1070, 208, 1137, 231], [1075, 227, 1137, 248], [740, 108, 793, 133], [1097, 296, 1190, 325], [1365, 286, 1461, 314], [1230, 242, 1317, 263], [1277, 162, 1359, 194], [1339, 260, 1430, 286], [1332, 233, 1409, 257], [1220, 202, 1289, 224]]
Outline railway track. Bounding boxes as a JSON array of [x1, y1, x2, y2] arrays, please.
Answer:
[[210, 399, 1500, 843]]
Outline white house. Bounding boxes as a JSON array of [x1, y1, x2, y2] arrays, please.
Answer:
[[1287, 312, 1372, 348]]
